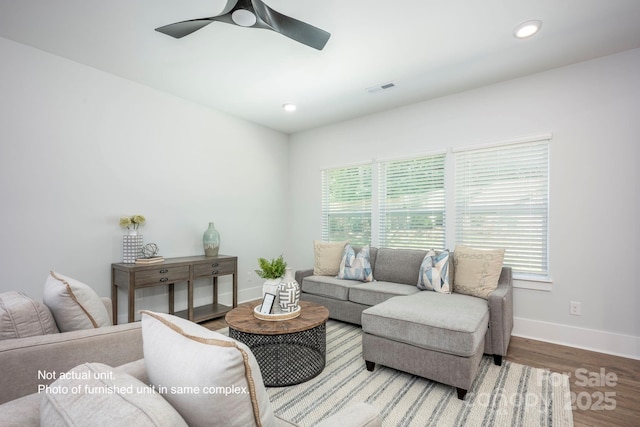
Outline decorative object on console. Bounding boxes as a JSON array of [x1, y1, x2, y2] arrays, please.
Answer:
[[136, 243, 164, 264], [256, 255, 287, 314], [119, 214, 146, 235], [278, 268, 300, 313], [202, 222, 220, 257], [120, 214, 146, 263], [123, 235, 143, 263]]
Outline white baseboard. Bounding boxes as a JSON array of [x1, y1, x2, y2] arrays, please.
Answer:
[[513, 316, 640, 360]]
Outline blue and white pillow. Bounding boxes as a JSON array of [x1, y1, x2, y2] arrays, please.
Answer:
[[417, 250, 450, 293], [337, 244, 373, 282]]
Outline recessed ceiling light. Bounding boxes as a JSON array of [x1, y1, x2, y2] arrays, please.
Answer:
[[282, 103, 297, 112], [514, 20, 542, 39]]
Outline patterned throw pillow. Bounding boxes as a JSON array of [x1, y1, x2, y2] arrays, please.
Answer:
[[417, 250, 451, 293], [337, 245, 373, 282]]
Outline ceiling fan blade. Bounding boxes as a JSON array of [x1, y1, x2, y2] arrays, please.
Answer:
[[155, 19, 215, 39], [251, 0, 330, 50]]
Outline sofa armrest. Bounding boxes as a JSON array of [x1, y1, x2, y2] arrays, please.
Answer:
[[295, 269, 315, 285], [314, 403, 382, 427], [486, 267, 514, 357], [0, 322, 142, 404]]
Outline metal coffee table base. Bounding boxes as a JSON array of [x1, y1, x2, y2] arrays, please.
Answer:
[[230, 323, 326, 387]]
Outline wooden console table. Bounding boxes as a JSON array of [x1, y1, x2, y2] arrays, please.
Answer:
[[111, 255, 237, 324]]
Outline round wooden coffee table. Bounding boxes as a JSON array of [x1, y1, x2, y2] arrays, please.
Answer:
[[225, 301, 329, 387]]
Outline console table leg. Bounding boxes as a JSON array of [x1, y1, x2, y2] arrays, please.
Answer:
[[128, 284, 135, 323], [111, 278, 118, 325], [169, 284, 175, 315], [187, 280, 194, 321]]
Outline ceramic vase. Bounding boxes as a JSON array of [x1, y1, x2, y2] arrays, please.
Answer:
[[203, 222, 220, 257], [278, 268, 300, 313], [123, 234, 143, 264]]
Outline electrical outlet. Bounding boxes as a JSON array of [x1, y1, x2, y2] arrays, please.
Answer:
[[247, 271, 253, 282], [570, 301, 581, 316]]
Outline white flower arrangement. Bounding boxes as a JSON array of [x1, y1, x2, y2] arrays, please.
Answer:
[[119, 215, 146, 230]]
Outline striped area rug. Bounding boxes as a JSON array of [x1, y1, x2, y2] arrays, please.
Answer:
[[264, 320, 574, 427]]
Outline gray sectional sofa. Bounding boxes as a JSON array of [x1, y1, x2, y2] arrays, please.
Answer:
[[296, 247, 513, 399]]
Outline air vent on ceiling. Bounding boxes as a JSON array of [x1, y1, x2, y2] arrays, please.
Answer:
[[367, 82, 397, 94]]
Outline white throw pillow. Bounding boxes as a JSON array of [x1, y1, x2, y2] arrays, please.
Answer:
[[141, 311, 276, 427], [313, 240, 347, 276], [0, 291, 59, 340], [337, 245, 373, 282], [43, 271, 112, 332], [453, 245, 505, 299], [41, 362, 187, 427], [417, 250, 451, 293]]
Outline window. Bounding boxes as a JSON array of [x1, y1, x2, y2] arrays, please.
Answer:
[[378, 154, 446, 249], [321, 163, 372, 245], [320, 135, 550, 280], [454, 137, 550, 279]]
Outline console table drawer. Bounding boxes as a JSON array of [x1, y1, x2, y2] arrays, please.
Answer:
[[134, 266, 190, 286], [193, 260, 236, 278]]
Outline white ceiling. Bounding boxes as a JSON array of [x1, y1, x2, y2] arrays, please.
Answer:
[[1, 0, 640, 134]]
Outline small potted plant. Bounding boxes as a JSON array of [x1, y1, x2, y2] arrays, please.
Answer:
[[256, 255, 287, 314]]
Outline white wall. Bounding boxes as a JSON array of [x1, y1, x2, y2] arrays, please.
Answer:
[[0, 37, 289, 321], [287, 49, 640, 358]]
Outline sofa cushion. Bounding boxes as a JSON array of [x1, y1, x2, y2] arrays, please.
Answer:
[[337, 245, 373, 282], [362, 293, 489, 357], [301, 275, 363, 301], [141, 311, 276, 427], [372, 248, 428, 285], [417, 250, 451, 294], [453, 246, 505, 299], [0, 291, 59, 340], [43, 271, 112, 332], [40, 362, 187, 427], [349, 282, 419, 306], [0, 391, 41, 426], [313, 241, 348, 276]]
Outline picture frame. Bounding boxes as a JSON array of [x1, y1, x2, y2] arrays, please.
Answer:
[[259, 293, 276, 314]]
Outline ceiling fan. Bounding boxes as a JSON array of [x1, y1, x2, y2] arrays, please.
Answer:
[[155, 0, 331, 50]]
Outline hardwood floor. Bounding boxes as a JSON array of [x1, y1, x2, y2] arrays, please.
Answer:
[[204, 301, 640, 427], [507, 336, 640, 427]]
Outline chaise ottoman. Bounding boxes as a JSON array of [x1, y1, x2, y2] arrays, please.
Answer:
[[361, 291, 489, 399]]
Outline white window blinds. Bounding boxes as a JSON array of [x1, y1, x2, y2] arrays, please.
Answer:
[[454, 137, 550, 278], [378, 154, 446, 249], [321, 163, 372, 245]]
